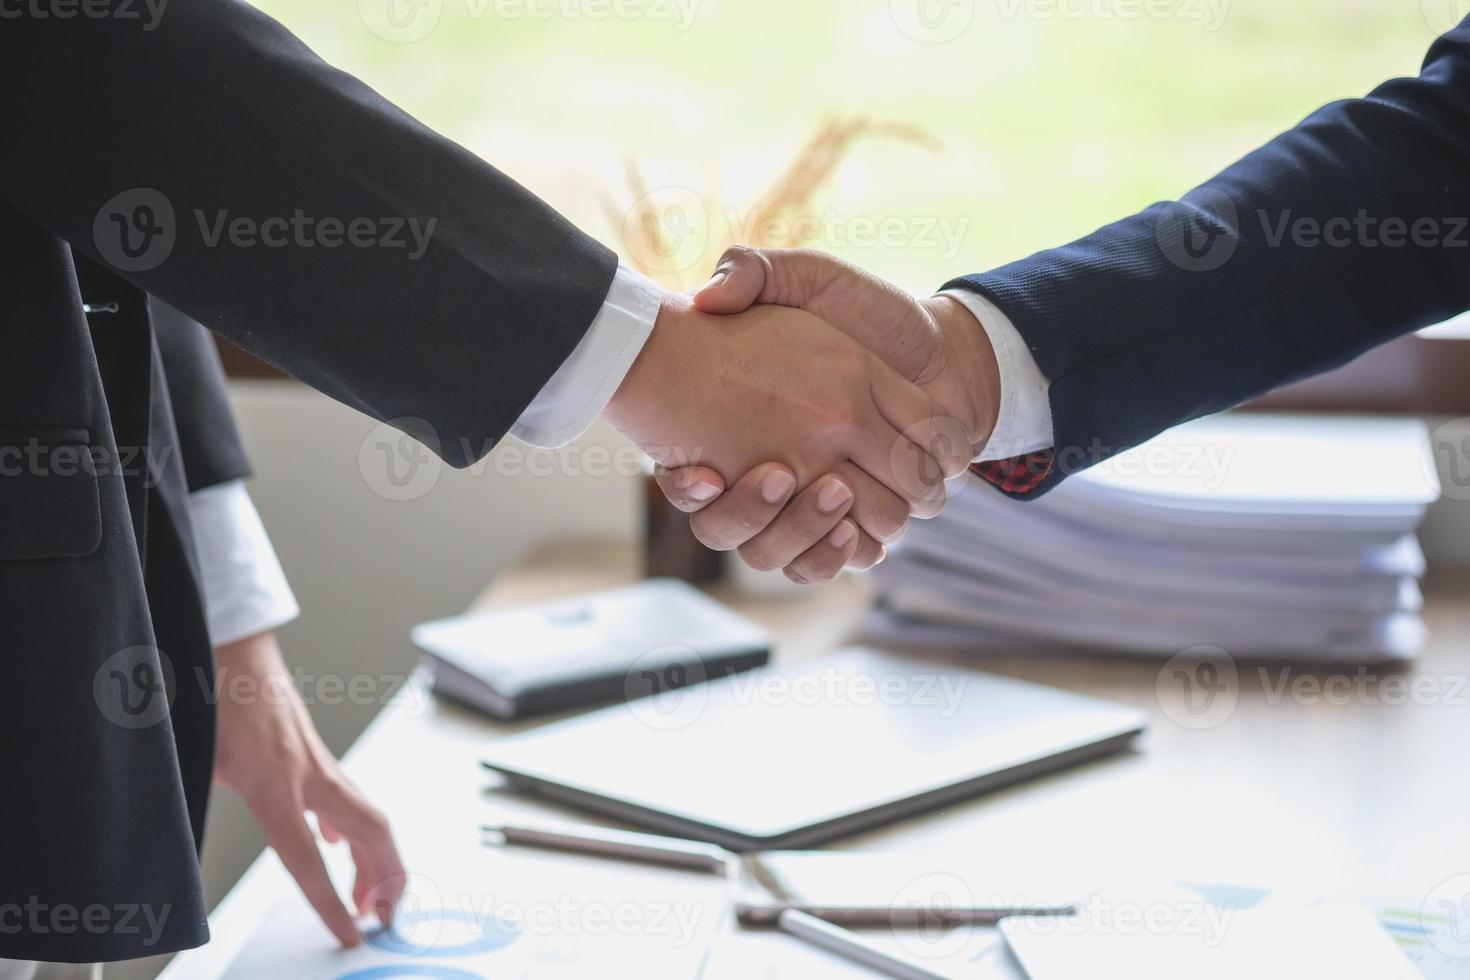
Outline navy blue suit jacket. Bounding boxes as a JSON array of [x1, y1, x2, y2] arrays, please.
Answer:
[[950, 21, 1470, 496]]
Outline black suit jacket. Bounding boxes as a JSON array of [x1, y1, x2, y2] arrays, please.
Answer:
[[0, 2, 615, 962], [952, 22, 1470, 496]]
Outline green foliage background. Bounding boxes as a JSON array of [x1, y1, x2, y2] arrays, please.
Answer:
[[258, 0, 1446, 290]]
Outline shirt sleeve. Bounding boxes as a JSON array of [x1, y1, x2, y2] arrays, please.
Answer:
[[187, 480, 300, 648], [938, 289, 1054, 461], [510, 263, 665, 448]]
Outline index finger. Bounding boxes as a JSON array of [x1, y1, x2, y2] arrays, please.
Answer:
[[257, 798, 362, 947], [688, 462, 799, 551], [653, 464, 726, 513]]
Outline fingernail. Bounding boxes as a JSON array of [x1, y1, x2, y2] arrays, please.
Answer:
[[760, 470, 795, 504], [701, 270, 727, 291], [817, 479, 853, 513], [830, 521, 856, 549], [686, 480, 720, 502]]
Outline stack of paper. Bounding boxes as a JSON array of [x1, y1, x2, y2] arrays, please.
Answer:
[[867, 415, 1440, 663]]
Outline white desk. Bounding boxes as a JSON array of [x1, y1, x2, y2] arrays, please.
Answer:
[[162, 539, 1470, 977]]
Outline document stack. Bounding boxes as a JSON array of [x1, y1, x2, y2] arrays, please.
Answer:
[[867, 415, 1440, 663]]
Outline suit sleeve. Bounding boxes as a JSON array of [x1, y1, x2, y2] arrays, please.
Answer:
[[0, 1, 618, 467], [151, 297, 254, 493], [948, 23, 1470, 496]]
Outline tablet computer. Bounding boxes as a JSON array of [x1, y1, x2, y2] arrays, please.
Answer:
[[481, 648, 1144, 851]]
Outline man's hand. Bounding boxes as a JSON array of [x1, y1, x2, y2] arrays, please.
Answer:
[[607, 292, 969, 570], [213, 630, 406, 947], [655, 247, 1003, 583], [697, 247, 1001, 447]]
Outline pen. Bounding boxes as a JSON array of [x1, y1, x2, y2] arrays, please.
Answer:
[[483, 820, 731, 874], [776, 909, 961, 980]]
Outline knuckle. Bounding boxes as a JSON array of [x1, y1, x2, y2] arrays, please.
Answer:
[[689, 514, 737, 551], [736, 541, 782, 573], [789, 553, 839, 585]]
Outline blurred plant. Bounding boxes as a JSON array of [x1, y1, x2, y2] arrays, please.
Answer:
[[608, 117, 941, 291]]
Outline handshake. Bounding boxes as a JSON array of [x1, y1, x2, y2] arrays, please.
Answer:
[[604, 246, 1003, 585]]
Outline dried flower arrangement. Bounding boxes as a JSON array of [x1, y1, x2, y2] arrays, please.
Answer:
[[608, 117, 940, 291]]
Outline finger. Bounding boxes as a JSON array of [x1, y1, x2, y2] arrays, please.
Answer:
[[845, 406, 949, 520], [846, 532, 886, 571], [695, 246, 860, 315], [737, 475, 854, 572], [832, 461, 910, 545], [255, 795, 361, 947], [785, 519, 861, 585], [688, 462, 798, 551], [869, 365, 972, 482], [311, 779, 407, 927], [653, 464, 725, 513]]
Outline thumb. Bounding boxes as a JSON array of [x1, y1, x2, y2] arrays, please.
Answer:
[[693, 245, 771, 314]]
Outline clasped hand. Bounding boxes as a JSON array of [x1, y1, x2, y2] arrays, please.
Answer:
[[608, 248, 1002, 584]]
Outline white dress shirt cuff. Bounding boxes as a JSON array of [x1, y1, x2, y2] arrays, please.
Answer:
[[510, 263, 664, 448], [940, 289, 1054, 462], [187, 480, 300, 648]]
